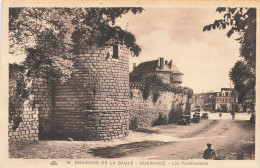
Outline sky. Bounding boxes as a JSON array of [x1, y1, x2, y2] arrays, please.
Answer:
[[116, 7, 241, 93]]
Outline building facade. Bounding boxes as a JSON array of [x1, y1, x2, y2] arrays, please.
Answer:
[[215, 88, 237, 112], [191, 92, 218, 112], [130, 57, 183, 87]]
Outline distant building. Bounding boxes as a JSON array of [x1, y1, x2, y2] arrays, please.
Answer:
[[130, 57, 183, 87], [215, 88, 237, 112], [191, 92, 218, 111], [191, 93, 204, 109]]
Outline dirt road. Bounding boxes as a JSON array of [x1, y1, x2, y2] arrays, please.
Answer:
[[9, 113, 255, 160], [124, 118, 255, 160]]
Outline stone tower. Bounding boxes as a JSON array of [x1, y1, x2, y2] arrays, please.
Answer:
[[53, 43, 130, 140]]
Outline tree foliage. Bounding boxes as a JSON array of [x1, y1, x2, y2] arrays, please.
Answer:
[[203, 8, 256, 68], [9, 7, 143, 83], [9, 65, 29, 130], [9, 7, 143, 127], [140, 75, 168, 102], [72, 8, 143, 56], [203, 8, 256, 107], [229, 61, 255, 104]]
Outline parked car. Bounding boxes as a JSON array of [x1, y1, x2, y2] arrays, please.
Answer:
[[194, 112, 201, 118], [193, 107, 200, 112], [178, 115, 191, 125], [201, 113, 208, 119], [192, 113, 200, 123]]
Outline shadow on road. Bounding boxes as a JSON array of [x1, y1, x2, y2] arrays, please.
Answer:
[[235, 120, 255, 130], [133, 128, 160, 134], [89, 140, 171, 158]]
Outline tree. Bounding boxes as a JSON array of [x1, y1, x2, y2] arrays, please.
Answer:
[[9, 7, 143, 83], [229, 61, 255, 106], [72, 8, 143, 56], [9, 7, 143, 128], [203, 8, 256, 108]]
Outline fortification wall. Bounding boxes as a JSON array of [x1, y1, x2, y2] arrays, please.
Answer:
[[8, 45, 191, 141], [129, 83, 189, 128], [54, 45, 130, 140], [9, 69, 53, 141]]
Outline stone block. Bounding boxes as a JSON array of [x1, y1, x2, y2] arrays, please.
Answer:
[[12, 132, 18, 136], [32, 114, 38, 118], [29, 130, 36, 134]]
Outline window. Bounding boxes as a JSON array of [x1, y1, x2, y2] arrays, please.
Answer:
[[112, 45, 119, 59]]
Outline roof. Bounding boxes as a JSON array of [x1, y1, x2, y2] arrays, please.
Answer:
[[130, 58, 183, 79], [134, 59, 159, 73], [221, 88, 232, 92], [193, 92, 218, 99]]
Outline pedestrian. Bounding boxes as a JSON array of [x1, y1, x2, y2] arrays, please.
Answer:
[[219, 112, 222, 117], [231, 110, 235, 120], [203, 143, 216, 159]]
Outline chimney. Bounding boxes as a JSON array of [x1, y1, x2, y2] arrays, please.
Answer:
[[159, 57, 164, 69], [133, 63, 136, 70], [169, 60, 172, 69]]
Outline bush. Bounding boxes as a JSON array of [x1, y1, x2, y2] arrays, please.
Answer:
[[168, 104, 183, 124], [152, 112, 167, 126], [184, 102, 191, 115], [9, 70, 29, 130], [129, 117, 138, 130]]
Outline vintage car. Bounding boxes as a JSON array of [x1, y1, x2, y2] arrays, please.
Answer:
[[193, 107, 200, 112], [201, 113, 209, 119], [178, 115, 191, 125], [192, 113, 200, 123], [194, 112, 201, 119]]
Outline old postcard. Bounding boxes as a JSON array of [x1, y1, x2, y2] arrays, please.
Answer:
[[0, 0, 259, 168]]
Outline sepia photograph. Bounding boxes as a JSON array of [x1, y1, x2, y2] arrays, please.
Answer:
[[1, 0, 259, 167]]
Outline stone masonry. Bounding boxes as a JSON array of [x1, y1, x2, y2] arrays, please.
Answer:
[[9, 44, 190, 141], [53, 44, 130, 140], [129, 83, 189, 128], [9, 69, 53, 141]]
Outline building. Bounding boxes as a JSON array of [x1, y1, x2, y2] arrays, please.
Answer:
[[191, 92, 218, 111], [191, 93, 204, 109], [130, 57, 183, 87], [215, 88, 237, 112]]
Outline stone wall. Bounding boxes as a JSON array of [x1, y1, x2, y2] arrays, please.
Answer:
[[33, 78, 53, 138], [85, 110, 129, 140], [9, 66, 53, 141], [9, 44, 190, 141], [53, 44, 130, 140], [129, 83, 189, 128]]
